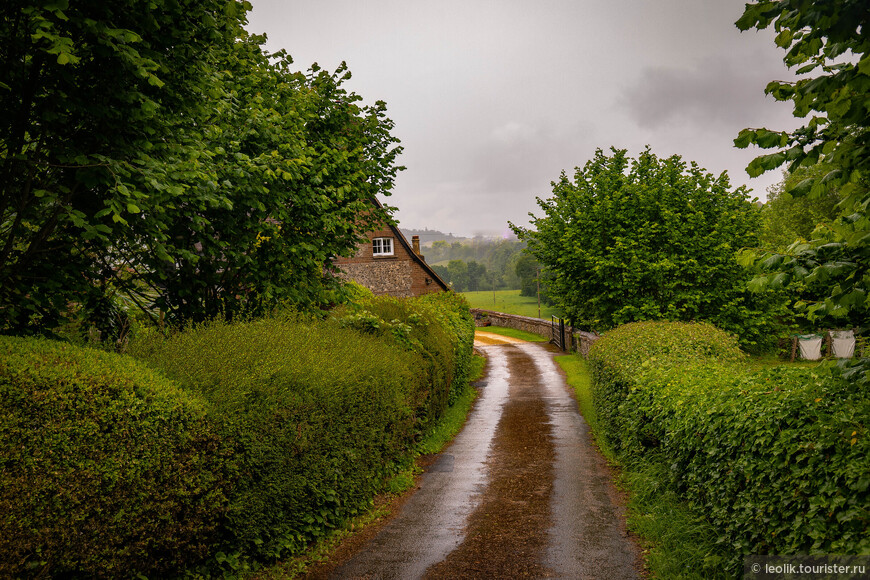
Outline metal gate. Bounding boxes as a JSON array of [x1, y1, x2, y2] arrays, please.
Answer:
[[551, 316, 567, 351]]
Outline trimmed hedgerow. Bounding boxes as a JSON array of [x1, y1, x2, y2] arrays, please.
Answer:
[[418, 292, 476, 405], [335, 291, 475, 420], [648, 365, 868, 565], [588, 321, 869, 574], [0, 336, 229, 579], [3, 293, 475, 576], [128, 297, 474, 567], [128, 314, 427, 562], [587, 320, 744, 454]]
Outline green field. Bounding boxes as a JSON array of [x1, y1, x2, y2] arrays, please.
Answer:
[[461, 289, 564, 319], [480, 326, 549, 342]]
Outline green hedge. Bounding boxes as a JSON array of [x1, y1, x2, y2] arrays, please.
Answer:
[[588, 320, 744, 455], [335, 291, 475, 415], [2, 293, 475, 576], [128, 314, 427, 562], [129, 294, 475, 567], [418, 292, 476, 405], [0, 337, 229, 578], [588, 321, 869, 574]]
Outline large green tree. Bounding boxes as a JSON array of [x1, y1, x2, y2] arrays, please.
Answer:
[[1, 0, 242, 331], [734, 0, 868, 382], [512, 147, 776, 348], [734, 1, 868, 332], [0, 0, 401, 333]]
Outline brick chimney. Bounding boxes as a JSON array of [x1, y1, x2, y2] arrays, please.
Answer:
[[411, 235, 424, 260]]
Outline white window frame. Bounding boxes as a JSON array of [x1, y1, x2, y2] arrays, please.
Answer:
[[372, 237, 394, 256]]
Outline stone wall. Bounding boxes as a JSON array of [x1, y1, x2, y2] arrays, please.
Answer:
[[336, 260, 414, 297], [470, 308, 599, 356]]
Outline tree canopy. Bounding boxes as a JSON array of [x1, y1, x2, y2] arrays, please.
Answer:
[[0, 0, 402, 334], [512, 147, 775, 349], [734, 0, 868, 328], [734, 0, 867, 380], [759, 165, 843, 252]]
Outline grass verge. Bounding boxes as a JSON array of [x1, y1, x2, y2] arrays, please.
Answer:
[[479, 325, 548, 343], [256, 354, 486, 578], [554, 355, 600, 439]]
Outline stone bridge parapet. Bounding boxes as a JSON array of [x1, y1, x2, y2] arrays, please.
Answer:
[[469, 308, 599, 356]]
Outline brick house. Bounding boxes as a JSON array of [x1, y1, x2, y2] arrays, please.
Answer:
[[334, 200, 449, 297]]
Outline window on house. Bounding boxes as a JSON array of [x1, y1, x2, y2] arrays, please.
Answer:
[[372, 237, 394, 256]]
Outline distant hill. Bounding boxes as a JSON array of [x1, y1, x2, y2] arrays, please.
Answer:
[[398, 228, 468, 245], [399, 227, 517, 246]]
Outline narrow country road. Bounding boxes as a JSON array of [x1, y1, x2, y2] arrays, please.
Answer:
[[320, 331, 642, 579]]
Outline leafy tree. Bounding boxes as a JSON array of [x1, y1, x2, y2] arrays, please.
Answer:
[[760, 165, 843, 251], [431, 264, 450, 287], [488, 239, 524, 288], [512, 147, 777, 348], [753, 166, 851, 335], [513, 253, 554, 307], [444, 260, 469, 292], [0, 0, 402, 332], [118, 48, 402, 325], [514, 253, 539, 298], [465, 260, 488, 291], [1, 0, 243, 332], [423, 238, 526, 289], [734, 1, 868, 346], [427, 240, 451, 263]]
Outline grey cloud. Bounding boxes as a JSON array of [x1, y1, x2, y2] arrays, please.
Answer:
[[619, 53, 790, 130], [470, 120, 597, 194]]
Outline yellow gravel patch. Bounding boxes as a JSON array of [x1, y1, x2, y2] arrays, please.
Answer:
[[474, 330, 526, 346]]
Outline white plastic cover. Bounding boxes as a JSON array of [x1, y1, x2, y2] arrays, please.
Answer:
[[798, 334, 823, 361], [830, 329, 855, 359]]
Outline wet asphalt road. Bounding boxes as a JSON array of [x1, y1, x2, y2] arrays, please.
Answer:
[[328, 332, 640, 579]]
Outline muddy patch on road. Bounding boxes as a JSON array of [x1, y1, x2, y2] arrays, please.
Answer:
[[425, 347, 556, 578]]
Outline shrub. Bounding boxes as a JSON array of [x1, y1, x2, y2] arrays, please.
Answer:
[[652, 365, 868, 566], [418, 292, 476, 405], [0, 337, 228, 578], [587, 320, 743, 454], [335, 291, 475, 414], [588, 321, 869, 574], [127, 314, 430, 562]]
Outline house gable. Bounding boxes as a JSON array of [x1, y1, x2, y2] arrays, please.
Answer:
[[333, 200, 449, 297]]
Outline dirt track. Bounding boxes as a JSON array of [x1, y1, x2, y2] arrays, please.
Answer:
[[311, 331, 642, 579]]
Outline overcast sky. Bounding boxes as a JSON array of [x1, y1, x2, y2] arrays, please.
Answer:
[[246, 1, 799, 238]]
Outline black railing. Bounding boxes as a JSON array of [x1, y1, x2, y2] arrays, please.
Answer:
[[551, 316, 567, 351]]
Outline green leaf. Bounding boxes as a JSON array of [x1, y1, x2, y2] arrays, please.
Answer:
[[734, 129, 755, 149], [755, 129, 787, 148], [747, 276, 768, 292], [774, 29, 793, 48]]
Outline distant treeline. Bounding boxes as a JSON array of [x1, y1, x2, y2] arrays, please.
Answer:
[[408, 236, 550, 301]]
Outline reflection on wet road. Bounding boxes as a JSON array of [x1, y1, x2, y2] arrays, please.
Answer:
[[329, 332, 639, 579], [330, 344, 511, 579]]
